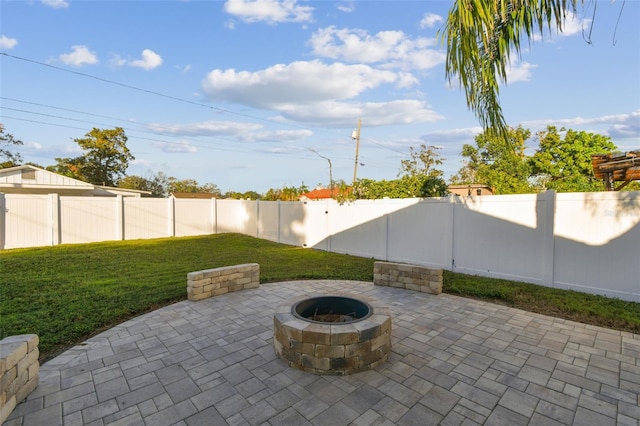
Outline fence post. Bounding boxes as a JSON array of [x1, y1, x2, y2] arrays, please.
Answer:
[[168, 197, 175, 237], [541, 190, 556, 287], [49, 193, 60, 246], [326, 199, 332, 253], [211, 198, 217, 234], [0, 193, 5, 250], [115, 195, 124, 241], [445, 195, 456, 271], [255, 199, 260, 239], [277, 200, 281, 243]]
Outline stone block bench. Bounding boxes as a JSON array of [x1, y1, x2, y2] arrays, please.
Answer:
[[373, 261, 443, 295], [0, 334, 39, 424], [187, 263, 260, 301]]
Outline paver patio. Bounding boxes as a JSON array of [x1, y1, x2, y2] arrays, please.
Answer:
[[6, 280, 640, 425]]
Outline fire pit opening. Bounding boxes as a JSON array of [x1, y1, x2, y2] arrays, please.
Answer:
[[274, 293, 392, 375], [293, 296, 372, 323]]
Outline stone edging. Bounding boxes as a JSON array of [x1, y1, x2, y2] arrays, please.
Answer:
[[187, 263, 260, 301], [374, 261, 443, 295], [0, 334, 39, 424]]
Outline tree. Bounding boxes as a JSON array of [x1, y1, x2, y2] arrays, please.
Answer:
[[399, 144, 448, 197], [399, 144, 444, 180], [224, 191, 262, 200], [342, 145, 449, 200], [530, 126, 617, 192], [420, 176, 449, 197], [263, 184, 309, 201], [166, 177, 221, 196], [117, 175, 166, 197], [52, 127, 134, 186], [0, 125, 24, 168], [440, 0, 585, 139], [455, 126, 534, 194]]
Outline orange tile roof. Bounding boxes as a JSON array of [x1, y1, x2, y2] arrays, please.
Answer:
[[300, 187, 342, 200]]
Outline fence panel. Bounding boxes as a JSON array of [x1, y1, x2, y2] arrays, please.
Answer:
[[301, 200, 329, 250], [175, 199, 214, 237], [257, 200, 280, 242], [2, 194, 51, 249], [277, 201, 306, 246], [123, 198, 171, 240], [451, 193, 550, 284], [386, 198, 452, 268], [59, 197, 119, 244], [324, 199, 411, 259], [553, 192, 640, 301], [216, 199, 258, 236]]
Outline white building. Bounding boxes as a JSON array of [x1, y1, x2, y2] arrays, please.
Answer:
[[0, 165, 150, 197]]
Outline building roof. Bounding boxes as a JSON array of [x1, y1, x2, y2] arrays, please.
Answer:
[[0, 165, 151, 197], [171, 192, 218, 199], [300, 187, 346, 200]]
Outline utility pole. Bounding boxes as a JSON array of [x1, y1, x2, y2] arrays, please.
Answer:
[[309, 149, 333, 191], [352, 118, 361, 185]]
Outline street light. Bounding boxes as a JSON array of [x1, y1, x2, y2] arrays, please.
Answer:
[[309, 148, 333, 191]]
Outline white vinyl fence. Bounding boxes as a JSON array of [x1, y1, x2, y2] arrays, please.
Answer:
[[1, 191, 639, 302]]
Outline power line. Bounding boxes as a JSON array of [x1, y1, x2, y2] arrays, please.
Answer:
[[1, 52, 409, 158], [0, 115, 252, 155], [1, 52, 315, 133], [1, 96, 359, 164], [0, 104, 249, 151]]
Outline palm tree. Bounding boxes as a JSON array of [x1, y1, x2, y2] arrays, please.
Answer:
[[439, 0, 588, 140]]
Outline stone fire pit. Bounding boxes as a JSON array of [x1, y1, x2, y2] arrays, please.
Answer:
[[273, 294, 392, 375]]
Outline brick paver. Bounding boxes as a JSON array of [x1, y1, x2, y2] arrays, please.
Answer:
[[6, 280, 640, 425]]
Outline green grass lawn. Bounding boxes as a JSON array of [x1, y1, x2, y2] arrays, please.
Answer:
[[1, 233, 639, 362]]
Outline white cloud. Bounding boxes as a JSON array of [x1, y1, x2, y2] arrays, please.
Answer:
[[419, 13, 443, 29], [558, 11, 588, 37], [59, 45, 98, 66], [239, 129, 313, 143], [532, 10, 590, 42], [606, 110, 640, 139], [278, 99, 444, 127], [202, 60, 403, 108], [505, 59, 536, 83], [130, 158, 153, 167], [223, 0, 313, 24], [309, 26, 445, 71], [109, 53, 126, 67], [147, 120, 262, 137], [523, 110, 640, 140], [336, 2, 355, 13], [41, 0, 69, 8], [421, 127, 483, 143], [129, 49, 163, 70], [201, 59, 444, 127], [0, 35, 18, 49], [152, 140, 198, 153]]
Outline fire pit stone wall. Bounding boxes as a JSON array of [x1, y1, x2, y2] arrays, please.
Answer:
[[274, 294, 391, 375]]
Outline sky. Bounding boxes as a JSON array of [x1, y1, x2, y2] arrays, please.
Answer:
[[1, 0, 639, 194]]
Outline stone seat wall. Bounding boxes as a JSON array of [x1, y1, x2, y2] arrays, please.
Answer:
[[187, 263, 260, 301], [373, 261, 443, 295], [0, 334, 39, 424]]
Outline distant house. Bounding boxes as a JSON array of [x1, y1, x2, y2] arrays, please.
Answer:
[[299, 187, 345, 201], [447, 184, 494, 196], [0, 165, 151, 197]]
